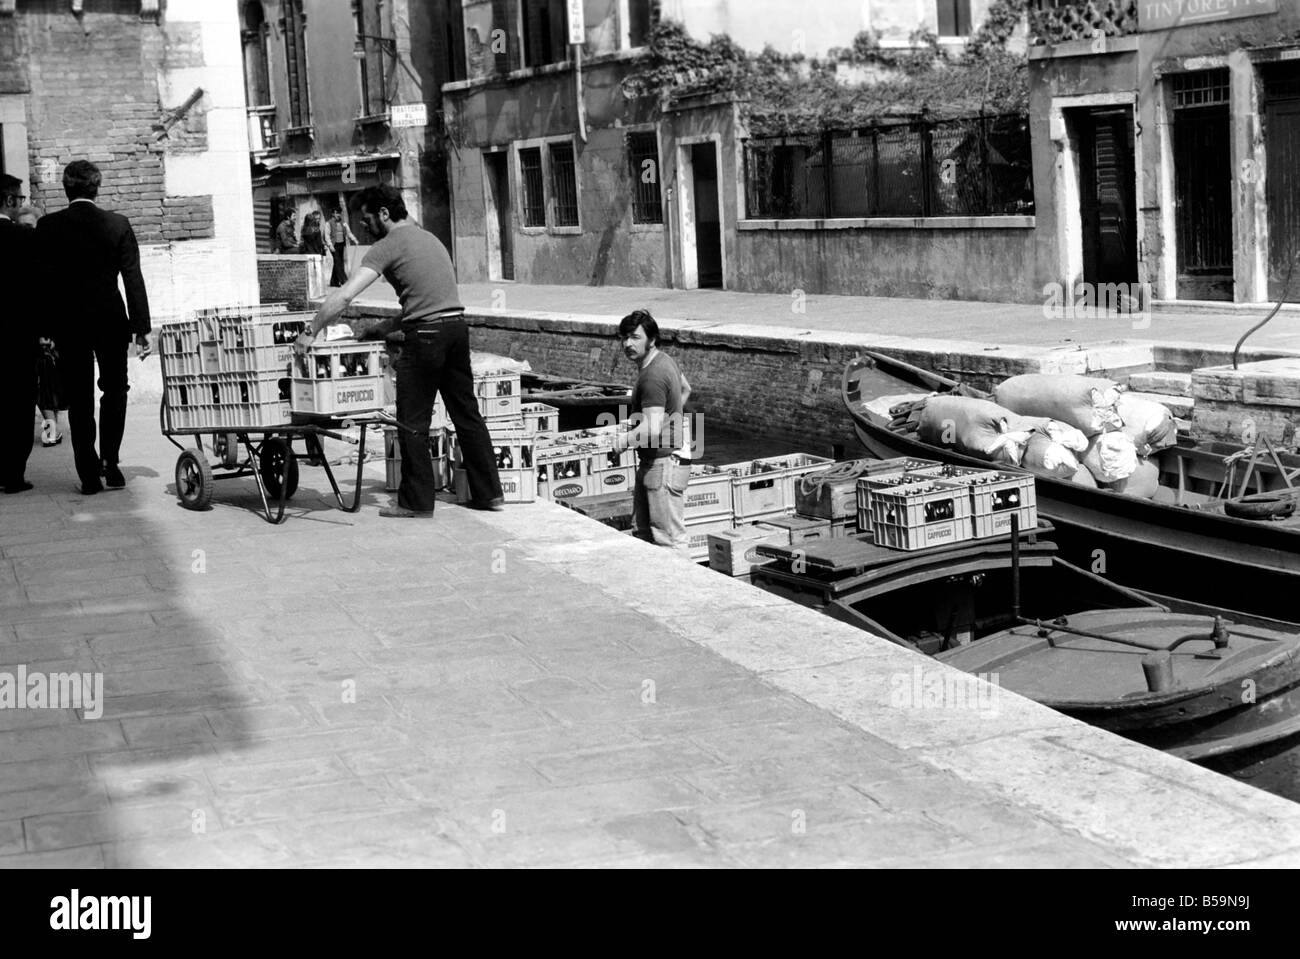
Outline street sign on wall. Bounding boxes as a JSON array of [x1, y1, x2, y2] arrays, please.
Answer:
[[568, 0, 585, 45], [390, 104, 427, 129], [1139, 0, 1278, 32]]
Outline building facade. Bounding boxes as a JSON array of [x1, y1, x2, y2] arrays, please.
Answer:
[[240, 0, 461, 253], [1028, 0, 1300, 306], [442, 0, 1036, 300], [0, 0, 258, 320]]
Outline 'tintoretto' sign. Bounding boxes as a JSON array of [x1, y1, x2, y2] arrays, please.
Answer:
[[1139, 0, 1278, 32]]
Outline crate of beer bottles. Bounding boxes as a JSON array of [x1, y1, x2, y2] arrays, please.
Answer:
[[868, 481, 972, 552], [290, 341, 385, 417]]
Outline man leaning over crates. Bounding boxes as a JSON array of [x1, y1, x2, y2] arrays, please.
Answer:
[[610, 310, 693, 557], [294, 185, 503, 518]]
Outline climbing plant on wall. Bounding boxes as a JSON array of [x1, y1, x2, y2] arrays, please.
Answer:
[[627, 2, 1032, 136]]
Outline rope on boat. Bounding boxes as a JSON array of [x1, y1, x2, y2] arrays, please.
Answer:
[[797, 460, 876, 495]]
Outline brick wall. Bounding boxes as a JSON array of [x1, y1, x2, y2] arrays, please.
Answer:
[[257, 256, 316, 310], [17, 6, 214, 243]]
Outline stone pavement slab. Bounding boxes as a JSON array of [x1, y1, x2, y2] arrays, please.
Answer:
[[2, 413, 1299, 868]]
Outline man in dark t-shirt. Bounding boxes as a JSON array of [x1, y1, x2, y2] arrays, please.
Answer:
[[296, 185, 502, 517], [611, 310, 692, 557]]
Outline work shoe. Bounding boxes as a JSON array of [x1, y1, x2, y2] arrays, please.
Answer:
[[466, 497, 506, 512], [80, 482, 103, 496], [41, 421, 62, 447], [103, 464, 126, 489], [379, 506, 434, 519], [3, 481, 33, 495]]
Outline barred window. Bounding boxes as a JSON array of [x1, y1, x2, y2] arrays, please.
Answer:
[[519, 147, 545, 227], [744, 117, 1034, 220], [549, 141, 579, 227], [627, 131, 663, 224]]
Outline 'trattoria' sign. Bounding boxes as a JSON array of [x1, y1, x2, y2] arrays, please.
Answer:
[[1140, 0, 1278, 32]]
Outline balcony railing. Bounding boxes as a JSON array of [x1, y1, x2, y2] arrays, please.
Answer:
[[247, 105, 278, 156], [1028, 0, 1138, 46]]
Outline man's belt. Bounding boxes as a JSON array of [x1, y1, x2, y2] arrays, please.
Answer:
[[406, 309, 465, 331]]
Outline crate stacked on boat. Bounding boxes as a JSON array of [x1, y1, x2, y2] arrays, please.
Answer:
[[290, 340, 386, 417], [721, 453, 835, 522], [707, 523, 787, 578], [855, 461, 947, 533], [867, 480, 973, 551], [795, 457, 942, 522], [933, 470, 1037, 540], [685, 464, 734, 522]]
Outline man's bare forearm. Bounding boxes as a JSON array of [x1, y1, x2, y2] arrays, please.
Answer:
[[308, 290, 350, 335]]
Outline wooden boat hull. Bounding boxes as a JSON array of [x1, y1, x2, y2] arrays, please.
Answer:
[[521, 373, 632, 431], [843, 352, 1300, 620]]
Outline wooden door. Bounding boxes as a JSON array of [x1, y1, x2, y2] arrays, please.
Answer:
[[1266, 82, 1300, 301], [1078, 108, 1138, 288]]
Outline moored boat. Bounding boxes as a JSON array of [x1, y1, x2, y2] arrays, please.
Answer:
[[751, 522, 1300, 780], [841, 351, 1300, 620], [521, 372, 632, 431]]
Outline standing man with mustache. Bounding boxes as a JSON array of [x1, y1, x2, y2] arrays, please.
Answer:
[[610, 310, 692, 558]]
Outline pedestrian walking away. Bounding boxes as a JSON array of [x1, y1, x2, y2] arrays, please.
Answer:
[[0, 174, 40, 494], [294, 185, 503, 518], [35, 159, 152, 495], [611, 309, 693, 557], [328, 208, 358, 287]]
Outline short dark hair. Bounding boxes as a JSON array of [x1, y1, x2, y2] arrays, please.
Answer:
[[353, 185, 408, 222], [618, 309, 660, 347], [0, 173, 22, 197], [63, 160, 102, 200]]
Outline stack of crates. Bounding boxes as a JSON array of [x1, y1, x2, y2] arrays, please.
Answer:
[[684, 464, 735, 562], [719, 453, 835, 524], [161, 305, 308, 430], [475, 369, 522, 424], [935, 469, 1037, 539]]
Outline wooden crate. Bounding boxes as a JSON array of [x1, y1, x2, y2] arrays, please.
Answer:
[[708, 523, 787, 577]]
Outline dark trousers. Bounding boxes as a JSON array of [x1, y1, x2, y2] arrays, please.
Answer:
[[58, 330, 130, 487], [0, 339, 39, 487], [330, 243, 348, 286], [394, 318, 502, 513]]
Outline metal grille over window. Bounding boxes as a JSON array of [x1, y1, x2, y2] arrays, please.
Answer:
[[627, 131, 663, 224], [519, 148, 546, 228], [744, 116, 1034, 220], [1172, 70, 1230, 110], [550, 141, 579, 227]]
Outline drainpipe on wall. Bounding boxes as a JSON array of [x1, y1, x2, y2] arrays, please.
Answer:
[[575, 43, 588, 144]]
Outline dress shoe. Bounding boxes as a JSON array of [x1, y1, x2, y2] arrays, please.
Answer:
[[379, 506, 434, 519], [104, 464, 126, 489], [466, 497, 506, 512], [3, 481, 33, 495], [41, 421, 63, 447], [80, 482, 103, 496]]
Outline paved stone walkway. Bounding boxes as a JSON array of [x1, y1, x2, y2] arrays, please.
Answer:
[[2, 412, 1299, 867], [356, 281, 1300, 353]]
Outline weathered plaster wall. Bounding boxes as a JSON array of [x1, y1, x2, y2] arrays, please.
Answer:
[[734, 225, 1040, 302], [446, 54, 669, 286]]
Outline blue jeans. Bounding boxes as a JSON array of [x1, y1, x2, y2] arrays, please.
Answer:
[[633, 457, 691, 558]]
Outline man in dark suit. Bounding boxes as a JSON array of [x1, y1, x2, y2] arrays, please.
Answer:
[[36, 160, 152, 495], [0, 173, 39, 494]]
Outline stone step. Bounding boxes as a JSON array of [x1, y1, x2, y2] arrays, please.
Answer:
[[1128, 391, 1194, 419], [1127, 371, 1192, 396]]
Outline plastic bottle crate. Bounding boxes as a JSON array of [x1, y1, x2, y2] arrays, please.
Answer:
[[685, 464, 734, 522], [954, 472, 1037, 540], [687, 515, 735, 563], [536, 448, 594, 502], [384, 427, 451, 492], [869, 481, 972, 551], [475, 372, 521, 420], [290, 341, 385, 417], [521, 402, 560, 435], [720, 460, 787, 520], [855, 471, 939, 533]]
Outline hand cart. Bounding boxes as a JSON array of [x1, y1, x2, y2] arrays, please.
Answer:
[[160, 404, 387, 525], [158, 310, 391, 524]]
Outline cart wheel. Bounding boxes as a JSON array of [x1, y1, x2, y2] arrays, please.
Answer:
[[259, 437, 299, 500], [176, 449, 214, 511], [213, 432, 241, 468]]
